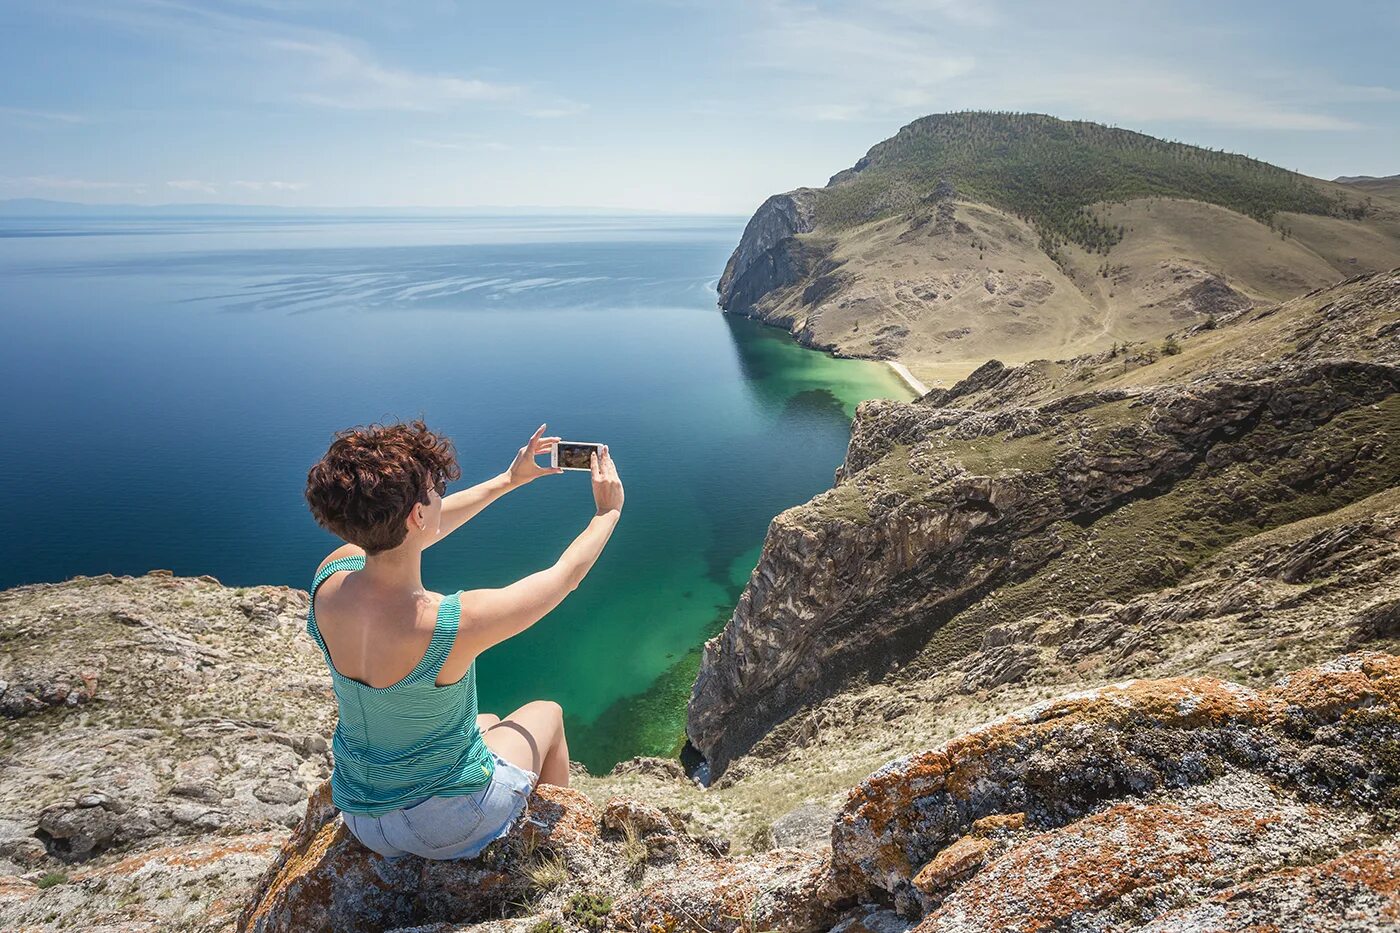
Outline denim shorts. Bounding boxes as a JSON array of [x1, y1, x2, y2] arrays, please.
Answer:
[[341, 751, 538, 860]]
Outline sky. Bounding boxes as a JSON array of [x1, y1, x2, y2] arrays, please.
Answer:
[[2, 0, 1397, 213]]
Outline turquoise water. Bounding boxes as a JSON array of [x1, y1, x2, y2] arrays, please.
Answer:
[[0, 214, 910, 771]]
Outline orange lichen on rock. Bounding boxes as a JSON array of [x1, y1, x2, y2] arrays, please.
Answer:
[[831, 654, 1400, 916], [914, 795, 1360, 932], [1137, 845, 1400, 930], [971, 812, 1025, 835], [911, 835, 992, 895]]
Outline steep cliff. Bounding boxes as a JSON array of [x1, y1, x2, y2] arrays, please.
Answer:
[[689, 268, 1400, 777], [719, 113, 1400, 385]]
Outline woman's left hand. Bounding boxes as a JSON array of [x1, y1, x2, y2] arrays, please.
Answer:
[[508, 423, 564, 486]]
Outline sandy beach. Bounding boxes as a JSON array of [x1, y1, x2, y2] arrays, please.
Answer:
[[887, 360, 931, 397]]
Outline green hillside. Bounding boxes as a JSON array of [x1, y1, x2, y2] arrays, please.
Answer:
[[817, 111, 1364, 256]]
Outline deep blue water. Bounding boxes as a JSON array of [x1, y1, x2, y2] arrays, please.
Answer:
[[0, 214, 909, 770]]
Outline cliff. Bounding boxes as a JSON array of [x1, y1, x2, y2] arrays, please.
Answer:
[[1, 575, 1397, 929], [718, 113, 1400, 385], [689, 268, 1400, 776]]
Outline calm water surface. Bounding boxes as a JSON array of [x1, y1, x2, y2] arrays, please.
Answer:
[[0, 214, 910, 770]]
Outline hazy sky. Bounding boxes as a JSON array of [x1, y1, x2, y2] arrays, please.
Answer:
[[2, 0, 1397, 212]]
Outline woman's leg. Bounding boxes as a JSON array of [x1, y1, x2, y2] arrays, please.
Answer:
[[481, 699, 570, 787], [476, 712, 501, 731]]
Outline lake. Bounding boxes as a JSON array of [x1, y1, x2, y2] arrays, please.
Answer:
[[0, 213, 911, 771]]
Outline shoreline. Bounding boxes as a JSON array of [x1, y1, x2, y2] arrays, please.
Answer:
[[886, 359, 931, 397]]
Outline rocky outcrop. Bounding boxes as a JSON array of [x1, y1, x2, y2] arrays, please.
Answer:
[[831, 653, 1400, 923], [238, 780, 836, 933], [688, 269, 1400, 776], [0, 569, 335, 924], [717, 189, 820, 315], [225, 655, 1397, 932], [1, 561, 1395, 929]]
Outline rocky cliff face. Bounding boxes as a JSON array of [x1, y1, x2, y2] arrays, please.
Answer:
[[2, 272, 1398, 928], [688, 269, 1400, 777], [716, 189, 820, 316]]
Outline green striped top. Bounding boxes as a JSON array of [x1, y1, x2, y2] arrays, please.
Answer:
[[306, 555, 495, 815]]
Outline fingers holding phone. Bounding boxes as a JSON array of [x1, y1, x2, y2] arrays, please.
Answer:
[[590, 444, 623, 516]]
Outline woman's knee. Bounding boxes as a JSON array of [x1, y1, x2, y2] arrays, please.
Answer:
[[515, 699, 563, 723], [476, 712, 501, 731]]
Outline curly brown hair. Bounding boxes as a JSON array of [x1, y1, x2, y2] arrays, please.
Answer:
[[305, 418, 463, 555]]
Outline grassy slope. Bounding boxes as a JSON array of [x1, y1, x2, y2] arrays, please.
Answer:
[[741, 113, 1400, 385], [816, 112, 1354, 254]]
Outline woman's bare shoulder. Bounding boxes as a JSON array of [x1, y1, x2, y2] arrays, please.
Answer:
[[316, 543, 366, 577]]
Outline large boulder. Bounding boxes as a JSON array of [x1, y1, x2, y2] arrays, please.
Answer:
[[830, 653, 1400, 924], [238, 781, 837, 933]]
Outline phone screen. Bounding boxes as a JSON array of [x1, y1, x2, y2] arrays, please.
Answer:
[[556, 441, 601, 470]]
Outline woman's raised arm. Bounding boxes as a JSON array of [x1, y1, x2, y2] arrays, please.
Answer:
[[450, 445, 624, 658], [425, 424, 562, 549]]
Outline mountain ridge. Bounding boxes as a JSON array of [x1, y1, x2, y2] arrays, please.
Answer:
[[719, 112, 1400, 387]]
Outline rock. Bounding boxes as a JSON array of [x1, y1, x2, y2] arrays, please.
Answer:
[[601, 798, 679, 837], [771, 803, 838, 850], [611, 848, 839, 933], [1352, 596, 1400, 644], [828, 906, 913, 933], [910, 835, 991, 897], [37, 802, 123, 860], [969, 812, 1024, 836], [718, 189, 820, 314], [239, 780, 836, 933], [254, 780, 306, 806], [608, 755, 689, 781], [0, 831, 283, 930], [1136, 845, 1400, 931], [830, 654, 1400, 922]]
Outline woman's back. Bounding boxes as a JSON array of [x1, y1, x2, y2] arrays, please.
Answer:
[[307, 554, 496, 816]]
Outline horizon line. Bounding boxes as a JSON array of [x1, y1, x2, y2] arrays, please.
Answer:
[[0, 197, 747, 216]]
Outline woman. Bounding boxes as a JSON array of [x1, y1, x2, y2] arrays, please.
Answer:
[[302, 418, 623, 860]]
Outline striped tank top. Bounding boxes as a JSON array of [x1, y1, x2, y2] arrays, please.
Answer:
[[306, 555, 495, 815]]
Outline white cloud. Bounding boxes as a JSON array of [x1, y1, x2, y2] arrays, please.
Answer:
[[745, 1, 976, 120], [992, 67, 1361, 132], [270, 38, 520, 111], [0, 106, 87, 124], [231, 179, 308, 191], [731, 0, 1362, 132], [410, 136, 510, 152], [167, 179, 219, 194]]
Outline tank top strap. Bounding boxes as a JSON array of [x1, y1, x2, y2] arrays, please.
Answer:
[[404, 591, 462, 685], [306, 554, 367, 654]]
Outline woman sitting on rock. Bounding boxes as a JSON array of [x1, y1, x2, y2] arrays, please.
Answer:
[[301, 418, 623, 859]]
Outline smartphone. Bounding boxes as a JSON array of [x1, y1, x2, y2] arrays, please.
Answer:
[[551, 441, 604, 472]]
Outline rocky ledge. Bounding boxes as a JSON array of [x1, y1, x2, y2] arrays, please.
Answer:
[[0, 563, 1395, 930], [220, 653, 1397, 932], [0, 569, 334, 930]]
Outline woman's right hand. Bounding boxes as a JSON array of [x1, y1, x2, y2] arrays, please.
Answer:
[[590, 445, 624, 516]]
